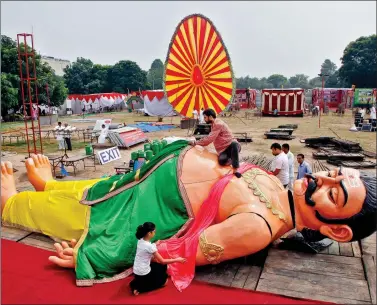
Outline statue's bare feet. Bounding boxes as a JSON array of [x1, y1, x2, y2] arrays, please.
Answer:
[[26, 154, 54, 191], [1, 161, 17, 213]]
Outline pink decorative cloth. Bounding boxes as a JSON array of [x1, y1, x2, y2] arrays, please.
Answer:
[[157, 163, 267, 291]]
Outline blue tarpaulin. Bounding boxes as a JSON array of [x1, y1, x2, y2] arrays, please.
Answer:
[[128, 123, 177, 133]]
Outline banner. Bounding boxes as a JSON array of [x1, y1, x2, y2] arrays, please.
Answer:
[[353, 89, 376, 107]]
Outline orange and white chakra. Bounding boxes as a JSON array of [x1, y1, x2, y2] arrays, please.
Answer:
[[164, 14, 235, 117]]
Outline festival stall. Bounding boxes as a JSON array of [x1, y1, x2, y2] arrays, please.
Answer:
[[262, 88, 304, 117], [141, 90, 175, 117], [66, 93, 127, 114], [311, 88, 353, 110], [234, 89, 257, 109], [353, 88, 377, 108]]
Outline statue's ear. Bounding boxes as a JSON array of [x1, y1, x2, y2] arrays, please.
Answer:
[[319, 225, 353, 243]]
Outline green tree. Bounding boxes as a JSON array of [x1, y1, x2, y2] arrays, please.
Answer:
[[110, 60, 147, 92], [63, 59, 112, 94], [267, 74, 288, 88], [320, 59, 337, 76], [147, 59, 164, 90], [1, 73, 19, 116], [309, 77, 322, 88], [63, 58, 95, 94], [338, 34, 377, 88], [289, 74, 310, 89], [325, 70, 344, 88], [1, 35, 68, 115]]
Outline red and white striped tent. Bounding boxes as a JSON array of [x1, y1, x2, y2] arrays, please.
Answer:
[[262, 88, 304, 117], [67, 93, 127, 111], [141, 90, 175, 117]]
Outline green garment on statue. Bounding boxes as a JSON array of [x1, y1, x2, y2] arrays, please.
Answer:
[[75, 140, 190, 282]]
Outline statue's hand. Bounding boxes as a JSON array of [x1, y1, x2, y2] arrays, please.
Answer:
[[48, 239, 77, 268]]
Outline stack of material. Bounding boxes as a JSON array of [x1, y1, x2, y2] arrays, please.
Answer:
[[107, 132, 128, 149], [331, 139, 362, 152], [264, 131, 295, 140], [313, 151, 365, 161], [194, 124, 211, 135], [269, 128, 294, 135], [264, 125, 297, 140], [304, 137, 335, 149], [278, 124, 298, 129], [335, 160, 376, 168], [241, 154, 273, 171], [312, 160, 330, 173]]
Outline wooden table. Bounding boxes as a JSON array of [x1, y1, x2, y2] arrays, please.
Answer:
[[44, 154, 65, 177], [114, 165, 131, 175], [61, 155, 96, 176], [83, 131, 100, 143]]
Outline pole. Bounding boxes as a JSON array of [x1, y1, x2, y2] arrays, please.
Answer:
[[46, 83, 51, 125], [319, 75, 324, 128]]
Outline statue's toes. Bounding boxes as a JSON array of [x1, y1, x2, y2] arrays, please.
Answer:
[[4, 161, 13, 175], [25, 158, 36, 172], [31, 154, 41, 167]]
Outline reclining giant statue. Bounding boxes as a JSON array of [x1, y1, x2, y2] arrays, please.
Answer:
[[1, 140, 376, 291]]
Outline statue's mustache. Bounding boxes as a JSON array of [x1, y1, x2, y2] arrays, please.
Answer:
[[305, 175, 317, 207]]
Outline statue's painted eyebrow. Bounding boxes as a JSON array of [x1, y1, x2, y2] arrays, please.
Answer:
[[340, 180, 349, 207]]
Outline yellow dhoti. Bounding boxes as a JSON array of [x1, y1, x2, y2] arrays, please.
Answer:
[[2, 179, 103, 241]]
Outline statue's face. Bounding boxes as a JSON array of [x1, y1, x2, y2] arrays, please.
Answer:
[[293, 167, 366, 241]]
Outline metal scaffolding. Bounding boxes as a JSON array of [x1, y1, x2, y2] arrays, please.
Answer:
[[17, 33, 43, 156]]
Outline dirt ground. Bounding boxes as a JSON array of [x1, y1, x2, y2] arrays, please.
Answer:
[[1, 109, 376, 190]]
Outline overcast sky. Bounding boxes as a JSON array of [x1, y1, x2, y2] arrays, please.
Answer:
[[1, 1, 376, 79]]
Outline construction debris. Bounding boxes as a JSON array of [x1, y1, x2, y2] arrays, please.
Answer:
[[327, 160, 376, 168], [270, 128, 294, 135], [312, 160, 330, 173], [264, 132, 295, 140], [278, 124, 298, 129], [241, 154, 273, 171]]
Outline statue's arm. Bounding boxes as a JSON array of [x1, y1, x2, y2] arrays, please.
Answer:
[[195, 213, 272, 265]]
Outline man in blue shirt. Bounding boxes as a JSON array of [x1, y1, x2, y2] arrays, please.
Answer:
[[297, 154, 312, 179]]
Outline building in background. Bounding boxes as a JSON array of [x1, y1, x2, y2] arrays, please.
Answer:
[[41, 56, 70, 76]]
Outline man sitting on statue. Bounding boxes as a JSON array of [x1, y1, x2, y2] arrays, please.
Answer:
[[189, 108, 241, 178]]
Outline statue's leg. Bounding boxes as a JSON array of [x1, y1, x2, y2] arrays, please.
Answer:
[[25, 154, 104, 192], [44, 178, 103, 192], [2, 160, 90, 241], [2, 189, 88, 241]]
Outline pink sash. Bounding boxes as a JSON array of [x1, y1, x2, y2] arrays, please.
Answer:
[[157, 164, 266, 291]]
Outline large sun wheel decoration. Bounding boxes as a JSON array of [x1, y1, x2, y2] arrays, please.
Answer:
[[164, 14, 235, 117]]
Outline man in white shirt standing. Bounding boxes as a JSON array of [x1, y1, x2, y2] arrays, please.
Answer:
[[370, 104, 376, 120], [199, 107, 205, 124], [54, 122, 65, 151], [98, 124, 108, 144], [192, 109, 198, 121], [359, 108, 365, 119], [282, 143, 294, 190], [270, 143, 289, 188]]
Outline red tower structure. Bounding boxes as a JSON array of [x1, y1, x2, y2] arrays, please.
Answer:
[[17, 33, 43, 156]]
